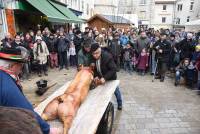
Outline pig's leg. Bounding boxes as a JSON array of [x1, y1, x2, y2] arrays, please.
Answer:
[[42, 99, 59, 121], [58, 102, 75, 134]]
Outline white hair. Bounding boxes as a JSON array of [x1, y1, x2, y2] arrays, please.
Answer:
[[187, 33, 193, 38]]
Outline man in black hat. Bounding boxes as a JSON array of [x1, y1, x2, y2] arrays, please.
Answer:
[[0, 48, 59, 134], [154, 33, 171, 82], [90, 43, 123, 110]]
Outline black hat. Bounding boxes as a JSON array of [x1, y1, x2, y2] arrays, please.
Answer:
[[170, 34, 175, 38], [160, 32, 167, 36], [0, 47, 27, 63], [90, 43, 100, 53], [75, 30, 81, 35]]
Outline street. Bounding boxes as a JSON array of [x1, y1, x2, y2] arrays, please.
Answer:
[[22, 68, 200, 134]]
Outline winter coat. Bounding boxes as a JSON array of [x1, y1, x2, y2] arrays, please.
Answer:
[[176, 38, 195, 60], [93, 50, 117, 80], [73, 35, 83, 54], [137, 53, 149, 70], [33, 41, 49, 64], [108, 39, 121, 59], [56, 37, 70, 53], [119, 35, 129, 46], [154, 39, 171, 62], [47, 38, 57, 53], [123, 48, 133, 61], [136, 37, 151, 53], [77, 48, 92, 66]]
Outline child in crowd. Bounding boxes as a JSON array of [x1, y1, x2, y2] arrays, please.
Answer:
[[123, 43, 133, 74], [185, 61, 196, 88], [175, 58, 190, 86], [132, 49, 138, 71], [137, 48, 149, 75], [69, 41, 76, 66]]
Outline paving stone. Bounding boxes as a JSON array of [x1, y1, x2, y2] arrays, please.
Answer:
[[159, 122, 179, 128], [145, 123, 159, 129], [154, 118, 171, 123], [159, 128, 174, 134], [178, 122, 191, 127], [172, 128, 189, 133], [135, 129, 151, 134]]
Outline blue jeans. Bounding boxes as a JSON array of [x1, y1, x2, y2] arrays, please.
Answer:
[[114, 86, 122, 106], [175, 71, 181, 83], [124, 61, 133, 73]]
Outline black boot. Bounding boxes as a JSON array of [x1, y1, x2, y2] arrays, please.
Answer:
[[160, 76, 165, 82]]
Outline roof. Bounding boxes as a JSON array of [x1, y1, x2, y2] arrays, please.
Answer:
[[87, 14, 133, 24]]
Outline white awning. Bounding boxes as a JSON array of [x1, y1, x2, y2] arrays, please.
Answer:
[[185, 19, 200, 26]]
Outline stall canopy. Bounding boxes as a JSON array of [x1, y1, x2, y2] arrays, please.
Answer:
[[25, 0, 69, 23], [48, 0, 84, 23]]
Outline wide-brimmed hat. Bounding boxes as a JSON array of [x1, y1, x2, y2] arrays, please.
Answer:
[[0, 47, 28, 63]]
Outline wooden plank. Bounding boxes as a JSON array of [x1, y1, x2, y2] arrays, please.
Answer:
[[35, 80, 119, 134]]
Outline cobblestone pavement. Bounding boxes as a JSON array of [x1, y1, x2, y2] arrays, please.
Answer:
[[22, 68, 200, 134]]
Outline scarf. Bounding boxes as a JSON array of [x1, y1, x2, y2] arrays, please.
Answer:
[[36, 43, 43, 56], [0, 67, 23, 92]]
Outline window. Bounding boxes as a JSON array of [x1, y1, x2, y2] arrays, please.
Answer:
[[82, 0, 84, 11], [187, 16, 190, 22], [78, 0, 81, 10], [86, 4, 89, 15], [176, 18, 180, 24], [190, 2, 194, 11], [163, 5, 167, 10], [162, 17, 166, 23], [140, 0, 146, 5], [139, 11, 146, 20], [177, 4, 183, 11]]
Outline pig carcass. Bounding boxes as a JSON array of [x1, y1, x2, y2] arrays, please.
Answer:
[[41, 67, 94, 134]]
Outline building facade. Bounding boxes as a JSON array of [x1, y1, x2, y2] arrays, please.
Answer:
[[0, 0, 8, 40], [93, 0, 118, 15], [151, 0, 176, 29], [117, 0, 154, 29], [174, 0, 200, 27], [59, 0, 94, 20]]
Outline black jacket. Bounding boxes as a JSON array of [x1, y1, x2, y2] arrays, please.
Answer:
[[73, 35, 83, 54], [108, 39, 121, 59], [93, 50, 117, 80], [154, 39, 171, 62], [176, 38, 195, 60], [56, 37, 69, 52], [47, 38, 57, 53]]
